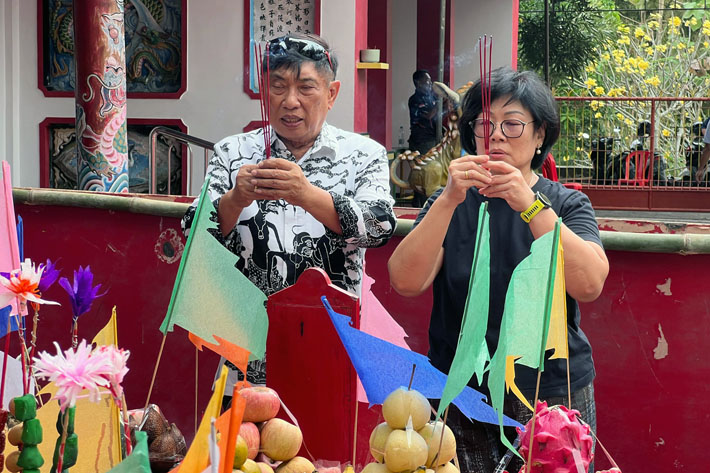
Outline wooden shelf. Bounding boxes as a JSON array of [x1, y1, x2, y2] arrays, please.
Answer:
[[356, 62, 390, 70]]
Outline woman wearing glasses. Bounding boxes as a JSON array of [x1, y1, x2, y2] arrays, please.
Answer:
[[388, 67, 608, 473]]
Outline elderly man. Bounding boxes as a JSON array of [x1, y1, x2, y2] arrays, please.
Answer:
[[183, 33, 396, 386]]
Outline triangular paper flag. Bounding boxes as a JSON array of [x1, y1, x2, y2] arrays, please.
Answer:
[[546, 232, 569, 360], [159, 179, 268, 360], [93, 306, 119, 347], [106, 430, 151, 472], [322, 297, 520, 428], [488, 221, 561, 454], [0, 161, 22, 316], [36, 383, 122, 471], [438, 203, 491, 418], [173, 365, 229, 472], [0, 306, 19, 339], [189, 332, 250, 376], [357, 268, 411, 403]]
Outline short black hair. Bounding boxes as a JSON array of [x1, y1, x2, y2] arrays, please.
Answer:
[[412, 70, 430, 86], [458, 67, 560, 169], [263, 33, 338, 81]]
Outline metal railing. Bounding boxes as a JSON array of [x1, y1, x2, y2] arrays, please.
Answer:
[[149, 126, 216, 195], [553, 96, 710, 189]]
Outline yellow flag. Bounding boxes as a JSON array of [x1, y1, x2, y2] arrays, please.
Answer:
[[35, 308, 123, 472], [504, 355, 533, 411], [172, 365, 229, 472], [546, 234, 569, 360]]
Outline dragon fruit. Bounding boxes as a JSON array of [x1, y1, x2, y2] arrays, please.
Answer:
[[516, 401, 594, 473]]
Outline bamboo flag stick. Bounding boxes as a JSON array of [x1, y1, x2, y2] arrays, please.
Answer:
[[526, 221, 562, 473], [525, 371, 543, 473], [351, 398, 359, 467], [144, 333, 167, 410], [195, 345, 199, 434]]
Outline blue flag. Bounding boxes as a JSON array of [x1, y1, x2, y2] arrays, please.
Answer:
[[322, 296, 520, 428], [0, 306, 19, 339]]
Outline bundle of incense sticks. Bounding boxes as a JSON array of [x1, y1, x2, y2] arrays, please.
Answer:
[[254, 42, 272, 159], [479, 35, 492, 154]]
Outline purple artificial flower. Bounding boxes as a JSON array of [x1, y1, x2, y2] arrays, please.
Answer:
[[59, 266, 106, 321], [38, 259, 61, 294]]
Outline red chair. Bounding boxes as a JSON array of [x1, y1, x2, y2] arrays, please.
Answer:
[[541, 153, 583, 190], [618, 150, 652, 186]]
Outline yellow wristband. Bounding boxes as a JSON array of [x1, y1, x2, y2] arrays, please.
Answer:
[[520, 199, 545, 223]]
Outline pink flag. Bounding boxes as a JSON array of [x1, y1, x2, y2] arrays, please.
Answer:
[[357, 268, 410, 402], [0, 162, 21, 315]]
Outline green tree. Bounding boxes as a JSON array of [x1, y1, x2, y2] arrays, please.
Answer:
[[518, 0, 618, 87]]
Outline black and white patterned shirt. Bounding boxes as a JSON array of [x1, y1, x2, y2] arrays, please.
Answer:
[[182, 123, 396, 384]]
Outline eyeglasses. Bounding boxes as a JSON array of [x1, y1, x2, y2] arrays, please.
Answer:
[[469, 118, 534, 139], [267, 34, 335, 74]]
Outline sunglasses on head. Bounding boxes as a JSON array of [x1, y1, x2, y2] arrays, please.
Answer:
[[267, 34, 335, 74]]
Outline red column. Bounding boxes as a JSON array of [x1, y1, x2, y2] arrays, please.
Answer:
[[354, 0, 368, 134], [74, 0, 129, 193], [367, 0, 393, 149], [416, 0, 454, 86]]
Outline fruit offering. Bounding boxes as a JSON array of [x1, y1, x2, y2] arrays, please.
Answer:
[[516, 401, 593, 473], [233, 386, 309, 473], [365, 388, 459, 473]]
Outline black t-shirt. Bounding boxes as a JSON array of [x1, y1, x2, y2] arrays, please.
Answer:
[[414, 177, 602, 399]]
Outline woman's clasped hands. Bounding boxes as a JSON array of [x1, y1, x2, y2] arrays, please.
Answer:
[[444, 155, 536, 213]]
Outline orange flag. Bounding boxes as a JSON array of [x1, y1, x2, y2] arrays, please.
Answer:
[[217, 386, 246, 473], [189, 332, 251, 375]]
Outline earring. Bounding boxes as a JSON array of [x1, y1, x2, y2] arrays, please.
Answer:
[[535, 147, 542, 155]]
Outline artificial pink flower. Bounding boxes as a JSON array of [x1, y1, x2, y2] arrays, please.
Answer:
[[0, 258, 60, 309], [95, 344, 130, 399], [33, 340, 110, 411]]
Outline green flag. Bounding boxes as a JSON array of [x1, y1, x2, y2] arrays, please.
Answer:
[[488, 220, 561, 454], [159, 179, 268, 360], [107, 431, 151, 473], [437, 203, 490, 418]]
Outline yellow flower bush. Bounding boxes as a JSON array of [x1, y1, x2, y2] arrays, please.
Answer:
[[644, 76, 661, 87], [566, 8, 710, 175]]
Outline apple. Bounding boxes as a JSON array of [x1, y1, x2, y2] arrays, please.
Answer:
[[260, 418, 303, 461], [275, 456, 315, 473], [243, 458, 262, 473], [382, 388, 431, 430], [233, 435, 249, 469], [240, 387, 281, 423], [256, 461, 276, 473], [417, 421, 456, 467], [383, 429, 428, 473], [240, 422, 261, 459], [368, 422, 392, 462]]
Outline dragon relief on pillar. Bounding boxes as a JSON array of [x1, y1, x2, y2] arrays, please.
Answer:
[[391, 81, 473, 206]]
